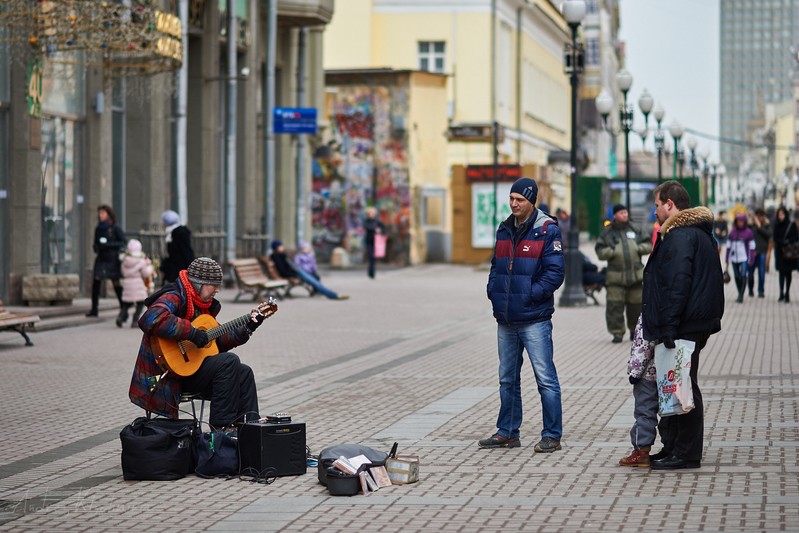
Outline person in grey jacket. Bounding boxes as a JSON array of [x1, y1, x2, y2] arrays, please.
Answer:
[[595, 204, 652, 343]]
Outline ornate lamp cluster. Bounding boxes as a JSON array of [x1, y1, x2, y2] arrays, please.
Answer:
[[0, 0, 182, 76]]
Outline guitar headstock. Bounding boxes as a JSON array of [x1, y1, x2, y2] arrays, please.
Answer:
[[255, 297, 278, 319]]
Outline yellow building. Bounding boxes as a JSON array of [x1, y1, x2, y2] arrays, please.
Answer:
[[324, 0, 573, 262], [771, 101, 798, 208]]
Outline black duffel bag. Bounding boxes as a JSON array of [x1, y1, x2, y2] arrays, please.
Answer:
[[317, 443, 388, 486], [120, 417, 199, 481]]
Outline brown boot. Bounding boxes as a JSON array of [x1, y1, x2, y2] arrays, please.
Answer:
[[619, 447, 651, 467]]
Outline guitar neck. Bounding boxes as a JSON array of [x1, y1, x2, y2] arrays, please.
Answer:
[[205, 313, 251, 340]]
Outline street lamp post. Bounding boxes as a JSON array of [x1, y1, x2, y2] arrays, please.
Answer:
[[653, 103, 666, 183], [687, 137, 698, 180], [668, 120, 684, 181], [595, 75, 651, 212], [558, 0, 586, 308]]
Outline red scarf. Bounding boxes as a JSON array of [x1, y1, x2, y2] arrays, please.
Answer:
[[179, 269, 213, 319]]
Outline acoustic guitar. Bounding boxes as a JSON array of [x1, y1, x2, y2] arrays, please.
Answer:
[[153, 298, 278, 377]]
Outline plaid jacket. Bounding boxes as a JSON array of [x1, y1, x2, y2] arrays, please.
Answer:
[[128, 279, 251, 418]]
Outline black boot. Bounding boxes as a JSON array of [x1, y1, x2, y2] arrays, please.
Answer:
[[130, 302, 144, 328], [86, 279, 100, 317], [116, 303, 130, 328]]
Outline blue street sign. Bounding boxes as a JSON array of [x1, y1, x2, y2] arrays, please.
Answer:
[[274, 107, 318, 134]]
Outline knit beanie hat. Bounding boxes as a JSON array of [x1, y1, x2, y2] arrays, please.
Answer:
[[271, 240, 282, 251], [162, 210, 180, 226], [510, 178, 538, 204], [187, 257, 223, 286], [126, 239, 143, 255], [613, 204, 627, 215]]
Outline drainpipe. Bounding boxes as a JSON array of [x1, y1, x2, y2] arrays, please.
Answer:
[[176, 0, 189, 223], [225, 0, 237, 261], [263, 0, 277, 251], [296, 27, 307, 245]]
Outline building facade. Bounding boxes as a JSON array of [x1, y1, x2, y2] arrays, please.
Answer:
[[324, 0, 577, 262], [719, 0, 799, 178], [0, 0, 335, 304]]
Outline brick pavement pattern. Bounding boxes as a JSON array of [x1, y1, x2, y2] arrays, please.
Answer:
[[0, 257, 797, 532]]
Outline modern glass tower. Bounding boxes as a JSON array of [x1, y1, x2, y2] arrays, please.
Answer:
[[719, 0, 799, 175]]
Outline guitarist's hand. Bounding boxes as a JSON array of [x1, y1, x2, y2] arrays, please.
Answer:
[[246, 309, 266, 333], [188, 327, 209, 348]]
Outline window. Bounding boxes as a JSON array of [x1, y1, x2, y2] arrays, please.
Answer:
[[586, 38, 600, 66], [418, 41, 446, 73]]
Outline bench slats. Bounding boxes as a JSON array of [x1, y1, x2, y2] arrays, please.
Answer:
[[228, 259, 288, 302]]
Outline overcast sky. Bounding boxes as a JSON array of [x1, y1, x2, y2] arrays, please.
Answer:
[[617, 0, 720, 163]]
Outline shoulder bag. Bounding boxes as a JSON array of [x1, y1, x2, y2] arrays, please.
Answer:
[[782, 223, 799, 260]]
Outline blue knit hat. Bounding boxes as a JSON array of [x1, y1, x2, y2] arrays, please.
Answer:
[[510, 178, 538, 204], [271, 240, 282, 251]]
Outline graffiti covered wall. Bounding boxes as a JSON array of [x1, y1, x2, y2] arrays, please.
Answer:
[[312, 82, 410, 264]]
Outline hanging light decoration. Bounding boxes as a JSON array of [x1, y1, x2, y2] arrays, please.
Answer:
[[0, 0, 182, 77]]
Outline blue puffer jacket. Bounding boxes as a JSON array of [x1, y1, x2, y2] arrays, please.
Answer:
[[487, 210, 565, 325]]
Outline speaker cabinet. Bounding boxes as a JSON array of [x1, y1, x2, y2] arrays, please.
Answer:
[[238, 421, 306, 477]]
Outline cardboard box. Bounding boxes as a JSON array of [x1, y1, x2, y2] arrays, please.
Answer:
[[385, 455, 419, 484]]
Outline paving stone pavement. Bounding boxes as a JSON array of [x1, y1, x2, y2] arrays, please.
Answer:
[[0, 253, 797, 532]]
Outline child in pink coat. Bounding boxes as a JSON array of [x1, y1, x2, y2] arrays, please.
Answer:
[[117, 239, 153, 328]]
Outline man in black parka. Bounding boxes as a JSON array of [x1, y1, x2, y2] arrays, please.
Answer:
[[642, 180, 724, 470]]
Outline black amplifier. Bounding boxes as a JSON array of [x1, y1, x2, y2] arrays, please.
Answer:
[[238, 421, 306, 477]]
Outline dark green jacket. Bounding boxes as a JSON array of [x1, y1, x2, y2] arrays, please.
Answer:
[[595, 221, 651, 287]]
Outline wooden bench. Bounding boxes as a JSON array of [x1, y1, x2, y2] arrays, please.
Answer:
[[228, 258, 289, 302], [0, 299, 40, 346], [259, 256, 314, 297]]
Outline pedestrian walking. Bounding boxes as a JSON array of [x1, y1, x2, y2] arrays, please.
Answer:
[[774, 206, 798, 303], [159, 210, 195, 285], [726, 214, 755, 303], [747, 208, 772, 298], [618, 314, 658, 468], [594, 204, 652, 343], [643, 180, 724, 470], [363, 207, 386, 279], [86, 205, 126, 317], [713, 210, 729, 257], [480, 177, 565, 453], [117, 239, 154, 328]]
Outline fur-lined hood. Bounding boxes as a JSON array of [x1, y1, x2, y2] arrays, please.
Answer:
[[660, 206, 713, 236]]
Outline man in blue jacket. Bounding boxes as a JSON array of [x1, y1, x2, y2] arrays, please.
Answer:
[[480, 178, 565, 453]]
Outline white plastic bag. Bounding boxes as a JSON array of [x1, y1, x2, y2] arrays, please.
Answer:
[[654, 339, 696, 417]]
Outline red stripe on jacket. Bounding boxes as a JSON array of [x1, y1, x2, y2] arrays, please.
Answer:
[[495, 239, 545, 259]]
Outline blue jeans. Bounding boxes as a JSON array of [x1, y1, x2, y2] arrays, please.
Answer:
[[294, 268, 339, 299], [496, 321, 562, 440], [731, 261, 748, 297], [747, 252, 766, 295]]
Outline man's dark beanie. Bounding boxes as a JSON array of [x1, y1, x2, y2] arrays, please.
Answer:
[[613, 204, 627, 215], [510, 178, 538, 204], [271, 240, 282, 251]]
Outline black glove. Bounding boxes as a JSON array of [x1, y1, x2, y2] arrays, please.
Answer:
[[246, 312, 265, 333], [662, 337, 676, 349], [629, 375, 641, 385], [188, 327, 209, 348]]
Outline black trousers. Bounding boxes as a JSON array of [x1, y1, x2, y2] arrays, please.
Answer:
[[658, 332, 708, 462], [181, 352, 259, 427]]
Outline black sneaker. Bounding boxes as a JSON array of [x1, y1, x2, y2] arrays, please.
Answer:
[[478, 434, 520, 449], [612, 335, 623, 343], [534, 437, 562, 453]]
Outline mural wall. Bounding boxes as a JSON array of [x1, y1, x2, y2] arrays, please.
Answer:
[[312, 83, 411, 264]]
